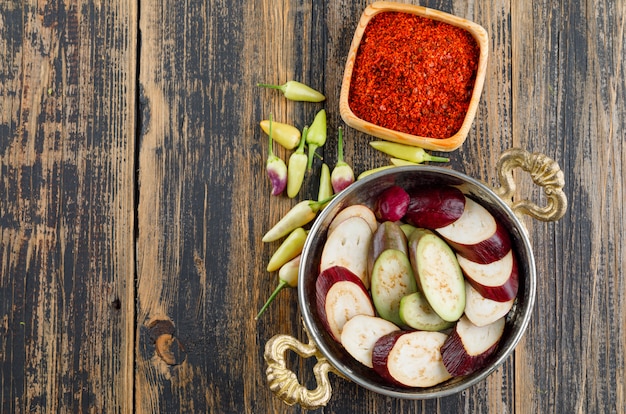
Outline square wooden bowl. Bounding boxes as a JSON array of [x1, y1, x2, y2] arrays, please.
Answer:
[[339, 2, 489, 152]]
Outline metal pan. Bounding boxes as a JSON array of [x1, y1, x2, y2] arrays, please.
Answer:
[[264, 148, 567, 409]]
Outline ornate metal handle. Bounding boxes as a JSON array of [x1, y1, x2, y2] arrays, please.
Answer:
[[494, 148, 567, 222], [264, 328, 341, 409]]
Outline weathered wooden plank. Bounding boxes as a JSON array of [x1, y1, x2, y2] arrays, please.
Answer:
[[135, 0, 258, 412], [0, 1, 137, 412], [511, 1, 625, 413], [134, 0, 346, 411]]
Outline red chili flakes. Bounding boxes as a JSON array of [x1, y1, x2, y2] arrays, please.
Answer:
[[348, 12, 480, 139]]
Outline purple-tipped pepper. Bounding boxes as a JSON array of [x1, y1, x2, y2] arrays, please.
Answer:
[[287, 126, 309, 198], [255, 254, 301, 320], [331, 127, 355, 193], [369, 141, 450, 163], [306, 109, 327, 171], [266, 113, 288, 195], [257, 80, 325, 102]]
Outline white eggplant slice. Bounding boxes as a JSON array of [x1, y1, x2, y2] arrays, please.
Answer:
[[457, 250, 519, 302], [370, 249, 418, 326], [399, 292, 455, 331], [464, 283, 515, 327], [436, 197, 512, 264], [440, 315, 505, 376], [321, 216, 373, 289], [340, 315, 400, 368], [372, 331, 452, 388], [315, 266, 375, 342], [327, 204, 378, 235], [408, 229, 465, 322]]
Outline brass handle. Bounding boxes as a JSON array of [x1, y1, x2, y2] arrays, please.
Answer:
[[494, 148, 567, 222], [264, 328, 341, 409]]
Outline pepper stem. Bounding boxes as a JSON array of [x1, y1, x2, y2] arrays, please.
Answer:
[[309, 194, 336, 212], [307, 144, 319, 171], [255, 280, 288, 320], [424, 154, 450, 163], [257, 82, 284, 92], [297, 126, 309, 153], [337, 127, 345, 163]]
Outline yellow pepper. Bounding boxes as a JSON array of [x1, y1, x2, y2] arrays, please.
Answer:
[[257, 80, 325, 102], [256, 254, 301, 320], [369, 141, 449, 163], [306, 109, 327, 171], [357, 165, 396, 180], [317, 163, 333, 204], [287, 127, 309, 198], [262, 197, 333, 242], [260, 119, 300, 150], [266, 227, 307, 272]]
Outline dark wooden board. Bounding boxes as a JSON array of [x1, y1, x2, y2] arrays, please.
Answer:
[[510, 1, 625, 413], [0, 0, 137, 412], [2, 0, 624, 413]]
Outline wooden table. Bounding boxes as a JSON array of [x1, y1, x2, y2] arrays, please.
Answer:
[[1, 1, 624, 412]]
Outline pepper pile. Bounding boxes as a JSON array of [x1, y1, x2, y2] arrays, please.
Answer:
[[259, 79, 357, 201], [257, 80, 353, 319]]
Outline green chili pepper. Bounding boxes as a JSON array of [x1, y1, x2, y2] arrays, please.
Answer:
[[256, 254, 301, 320], [357, 165, 396, 180], [262, 196, 334, 242], [257, 80, 325, 102], [331, 127, 355, 193], [369, 141, 450, 163], [265, 114, 288, 196], [317, 163, 333, 204], [389, 157, 419, 166], [260, 119, 301, 150], [306, 109, 327, 171], [287, 126, 309, 198], [266, 227, 307, 272]]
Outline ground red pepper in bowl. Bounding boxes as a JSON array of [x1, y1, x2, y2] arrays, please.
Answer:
[[340, 2, 489, 152], [350, 12, 479, 139]]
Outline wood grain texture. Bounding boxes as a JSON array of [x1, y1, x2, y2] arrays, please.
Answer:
[[135, 1, 264, 412], [511, 1, 625, 414], [0, 0, 137, 413], [2, 0, 624, 413]]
